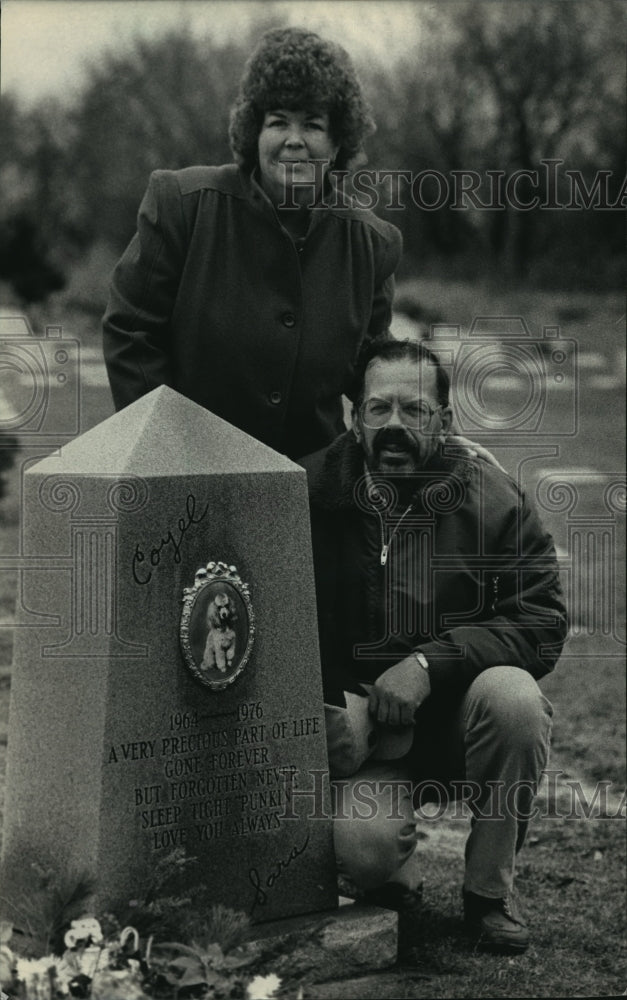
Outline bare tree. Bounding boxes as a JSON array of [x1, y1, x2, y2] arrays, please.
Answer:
[[66, 28, 255, 249], [368, 0, 625, 280]]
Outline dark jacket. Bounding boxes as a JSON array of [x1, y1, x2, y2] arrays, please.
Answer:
[[102, 164, 402, 459], [301, 432, 568, 705]]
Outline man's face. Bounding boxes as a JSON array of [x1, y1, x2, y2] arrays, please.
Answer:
[[352, 357, 453, 476]]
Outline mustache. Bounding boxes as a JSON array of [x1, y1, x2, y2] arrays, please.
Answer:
[[372, 428, 422, 459]]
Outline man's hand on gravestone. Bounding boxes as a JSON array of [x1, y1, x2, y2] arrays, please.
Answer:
[[368, 656, 431, 727]]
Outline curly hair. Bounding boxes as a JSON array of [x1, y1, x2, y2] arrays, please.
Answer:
[[229, 27, 375, 172]]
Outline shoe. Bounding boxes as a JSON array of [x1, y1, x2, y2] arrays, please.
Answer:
[[364, 880, 424, 914], [463, 889, 530, 953]]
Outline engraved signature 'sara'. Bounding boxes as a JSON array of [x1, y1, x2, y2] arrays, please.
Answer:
[[180, 562, 255, 690]]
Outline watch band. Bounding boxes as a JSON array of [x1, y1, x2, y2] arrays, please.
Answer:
[[414, 650, 429, 671]]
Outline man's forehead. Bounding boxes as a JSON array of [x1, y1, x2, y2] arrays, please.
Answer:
[[364, 357, 439, 397]]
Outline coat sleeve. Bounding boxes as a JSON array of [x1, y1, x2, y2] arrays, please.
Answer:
[[102, 170, 187, 410], [366, 223, 403, 342], [419, 484, 569, 699]]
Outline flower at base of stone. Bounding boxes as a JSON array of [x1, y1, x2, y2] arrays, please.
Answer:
[[15, 954, 72, 997], [64, 918, 104, 949], [0, 920, 14, 987], [74, 944, 110, 977], [90, 965, 147, 999], [247, 972, 282, 999]]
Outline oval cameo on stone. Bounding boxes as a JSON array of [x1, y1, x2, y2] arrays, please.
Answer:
[[180, 562, 255, 690]]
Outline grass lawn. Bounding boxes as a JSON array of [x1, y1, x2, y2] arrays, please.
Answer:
[[311, 814, 625, 999], [0, 281, 624, 997]]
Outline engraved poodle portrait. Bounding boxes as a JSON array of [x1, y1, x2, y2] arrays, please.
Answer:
[[201, 591, 237, 673]]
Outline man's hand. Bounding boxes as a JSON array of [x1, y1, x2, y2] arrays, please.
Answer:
[[368, 655, 431, 727]]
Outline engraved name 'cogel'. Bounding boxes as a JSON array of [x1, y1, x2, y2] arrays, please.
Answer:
[[132, 493, 209, 585]]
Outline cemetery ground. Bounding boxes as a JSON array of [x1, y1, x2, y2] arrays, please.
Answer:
[[0, 278, 625, 998]]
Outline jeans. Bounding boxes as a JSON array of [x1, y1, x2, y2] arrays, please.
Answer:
[[332, 666, 553, 896]]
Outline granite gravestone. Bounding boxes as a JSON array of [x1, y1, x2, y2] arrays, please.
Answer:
[[1, 387, 337, 922]]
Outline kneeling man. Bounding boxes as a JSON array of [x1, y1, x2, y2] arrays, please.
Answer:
[[300, 337, 568, 952]]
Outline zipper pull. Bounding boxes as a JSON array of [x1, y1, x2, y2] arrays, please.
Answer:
[[491, 574, 499, 611], [381, 544, 389, 566]]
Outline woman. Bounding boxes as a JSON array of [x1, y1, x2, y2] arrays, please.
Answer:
[[102, 27, 402, 460]]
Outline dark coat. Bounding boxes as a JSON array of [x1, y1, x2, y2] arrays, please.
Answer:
[[300, 432, 568, 706], [102, 164, 402, 459]]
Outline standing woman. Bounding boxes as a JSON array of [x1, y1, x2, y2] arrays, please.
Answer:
[[103, 27, 402, 460]]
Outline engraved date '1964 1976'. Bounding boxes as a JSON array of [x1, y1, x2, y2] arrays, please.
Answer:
[[248, 833, 310, 912]]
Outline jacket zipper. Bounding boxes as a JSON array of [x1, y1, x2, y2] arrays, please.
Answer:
[[491, 573, 500, 611], [378, 503, 415, 566]]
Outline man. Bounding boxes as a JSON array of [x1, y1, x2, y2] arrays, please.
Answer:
[[300, 337, 568, 952]]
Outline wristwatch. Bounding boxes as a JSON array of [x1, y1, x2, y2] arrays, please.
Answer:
[[413, 650, 429, 672]]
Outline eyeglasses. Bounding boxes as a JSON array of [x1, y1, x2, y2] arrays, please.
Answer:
[[360, 397, 442, 430]]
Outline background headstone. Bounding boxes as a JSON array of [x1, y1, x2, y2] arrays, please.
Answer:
[[0, 387, 337, 922]]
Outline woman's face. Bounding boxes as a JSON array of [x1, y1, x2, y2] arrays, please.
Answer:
[[257, 108, 339, 208]]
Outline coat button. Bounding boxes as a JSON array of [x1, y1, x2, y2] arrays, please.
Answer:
[[281, 312, 296, 328], [270, 391, 282, 405]]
